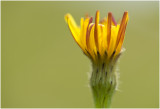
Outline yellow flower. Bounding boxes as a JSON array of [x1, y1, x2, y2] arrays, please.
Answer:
[[64, 11, 129, 108], [65, 11, 128, 63]]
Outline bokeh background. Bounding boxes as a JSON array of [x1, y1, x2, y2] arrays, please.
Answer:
[[1, 1, 159, 108]]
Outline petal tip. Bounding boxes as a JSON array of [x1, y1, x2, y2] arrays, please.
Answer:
[[124, 11, 128, 14], [96, 10, 100, 18], [108, 12, 112, 15], [96, 10, 100, 13], [124, 11, 129, 18], [64, 13, 70, 22]]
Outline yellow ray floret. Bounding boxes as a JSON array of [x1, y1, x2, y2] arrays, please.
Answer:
[[65, 11, 129, 62]]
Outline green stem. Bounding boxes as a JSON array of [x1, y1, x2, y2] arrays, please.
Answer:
[[91, 83, 113, 108]]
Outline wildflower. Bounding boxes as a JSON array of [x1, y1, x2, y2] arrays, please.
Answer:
[[65, 11, 128, 108]]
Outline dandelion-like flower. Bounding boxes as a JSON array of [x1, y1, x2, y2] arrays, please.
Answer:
[[65, 10, 128, 108]]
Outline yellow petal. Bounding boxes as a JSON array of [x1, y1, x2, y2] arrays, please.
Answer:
[[115, 11, 128, 48], [86, 17, 93, 49], [97, 24, 104, 57], [100, 24, 108, 57], [94, 10, 100, 51], [65, 14, 88, 56], [64, 13, 81, 47], [79, 17, 90, 50], [88, 24, 97, 60], [108, 25, 119, 58], [115, 12, 128, 56], [107, 12, 112, 48]]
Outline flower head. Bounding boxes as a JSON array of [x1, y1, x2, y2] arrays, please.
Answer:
[[65, 11, 129, 108], [65, 11, 128, 64]]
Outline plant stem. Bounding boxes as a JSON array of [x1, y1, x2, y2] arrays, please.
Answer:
[[90, 62, 117, 108]]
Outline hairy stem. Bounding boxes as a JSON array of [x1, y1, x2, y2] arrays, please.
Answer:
[[90, 62, 117, 108]]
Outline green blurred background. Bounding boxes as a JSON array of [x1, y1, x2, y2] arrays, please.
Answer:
[[1, 1, 159, 108]]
